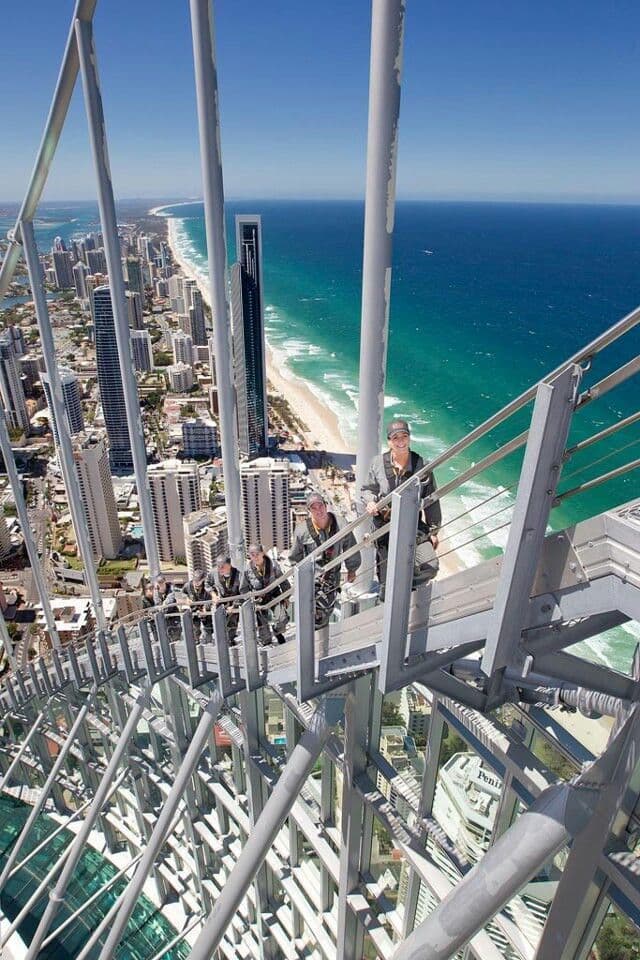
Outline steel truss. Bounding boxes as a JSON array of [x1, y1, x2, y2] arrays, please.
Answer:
[[1, 0, 640, 959]]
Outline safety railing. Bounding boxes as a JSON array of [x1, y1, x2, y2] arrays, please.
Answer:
[[2, 302, 637, 713]]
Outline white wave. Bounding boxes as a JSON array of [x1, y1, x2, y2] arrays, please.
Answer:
[[384, 395, 403, 408]]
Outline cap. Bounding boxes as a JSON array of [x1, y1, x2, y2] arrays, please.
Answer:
[[154, 575, 166, 586], [192, 569, 205, 584], [306, 490, 326, 507], [248, 543, 264, 556], [387, 418, 410, 439], [217, 555, 232, 567]]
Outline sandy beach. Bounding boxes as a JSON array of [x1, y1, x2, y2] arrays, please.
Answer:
[[160, 211, 463, 577], [162, 215, 351, 456]]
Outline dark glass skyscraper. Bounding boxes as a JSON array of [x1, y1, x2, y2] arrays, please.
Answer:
[[93, 285, 133, 470], [231, 215, 268, 457]]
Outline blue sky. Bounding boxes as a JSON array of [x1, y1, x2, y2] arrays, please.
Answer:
[[2, 0, 640, 202]]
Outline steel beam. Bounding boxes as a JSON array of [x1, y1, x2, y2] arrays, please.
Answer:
[[189, 701, 329, 960], [95, 693, 223, 960], [482, 365, 581, 697], [0, 405, 61, 648], [0, 690, 95, 891], [0, 707, 47, 791], [20, 218, 107, 630], [240, 687, 274, 959], [379, 478, 420, 693], [23, 688, 150, 960], [188, 0, 244, 567], [336, 676, 377, 960], [392, 782, 578, 960], [74, 17, 160, 577], [534, 709, 640, 960], [355, 0, 406, 494], [0, 0, 97, 300]]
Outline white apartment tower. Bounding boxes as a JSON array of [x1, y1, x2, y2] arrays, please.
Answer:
[[168, 275, 185, 314], [171, 330, 194, 366], [183, 508, 228, 580], [72, 432, 122, 560], [0, 333, 29, 433], [148, 460, 202, 562], [182, 418, 218, 459], [73, 260, 89, 300], [167, 362, 194, 393], [240, 457, 291, 552], [41, 368, 84, 448], [130, 330, 153, 373]]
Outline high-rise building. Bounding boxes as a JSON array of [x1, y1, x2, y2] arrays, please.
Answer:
[[167, 362, 194, 393], [231, 215, 268, 457], [168, 275, 185, 314], [72, 432, 122, 561], [52, 249, 74, 289], [41, 368, 84, 448], [154, 278, 168, 299], [130, 330, 153, 373], [182, 418, 218, 459], [6, 326, 25, 357], [126, 257, 146, 307], [87, 248, 107, 275], [148, 460, 201, 562], [126, 291, 144, 330], [183, 508, 228, 580], [171, 330, 193, 366], [207, 337, 217, 386], [93, 285, 133, 470], [187, 285, 207, 345], [73, 260, 89, 300], [240, 457, 291, 551], [159, 241, 171, 270], [18, 354, 45, 396], [53, 235, 66, 252], [0, 512, 12, 561], [0, 334, 29, 433]]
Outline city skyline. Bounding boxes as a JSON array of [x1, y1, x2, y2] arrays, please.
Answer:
[[2, 1, 640, 203]]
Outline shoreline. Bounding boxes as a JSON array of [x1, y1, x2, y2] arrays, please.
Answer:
[[161, 211, 464, 576], [163, 214, 352, 456]]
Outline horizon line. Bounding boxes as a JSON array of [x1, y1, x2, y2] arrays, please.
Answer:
[[2, 195, 640, 209]]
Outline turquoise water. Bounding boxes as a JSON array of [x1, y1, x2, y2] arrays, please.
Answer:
[[0, 795, 190, 959], [2, 199, 639, 668], [159, 199, 640, 670]]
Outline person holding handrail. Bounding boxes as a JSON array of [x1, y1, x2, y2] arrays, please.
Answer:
[[207, 556, 241, 646], [182, 569, 213, 642], [241, 544, 289, 646], [154, 575, 180, 639], [361, 418, 441, 599], [289, 491, 361, 628]]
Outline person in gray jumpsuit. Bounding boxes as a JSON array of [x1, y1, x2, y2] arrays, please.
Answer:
[[241, 544, 290, 645], [289, 491, 361, 628], [206, 557, 241, 645], [361, 418, 441, 599]]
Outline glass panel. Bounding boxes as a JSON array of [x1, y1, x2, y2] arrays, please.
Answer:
[[530, 729, 580, 781], [434, 728, 503, 863], [589, 901, 640, 959]]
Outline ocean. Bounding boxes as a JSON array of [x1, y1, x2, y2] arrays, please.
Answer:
[[2, 199, 639, 668]]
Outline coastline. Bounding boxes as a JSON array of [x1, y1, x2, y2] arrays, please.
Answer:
[[160, 211, 463, 576], [162, 214, 352, 456]]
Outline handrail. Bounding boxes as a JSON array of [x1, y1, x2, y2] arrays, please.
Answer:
[[188, 302, 640, 606], [2, 305, 638, 679]]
